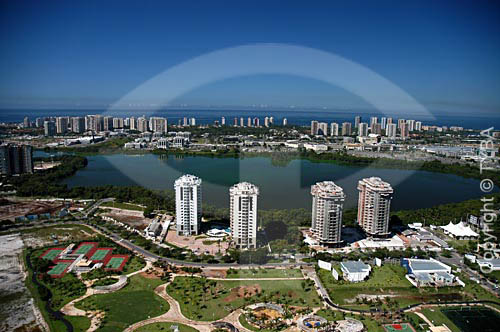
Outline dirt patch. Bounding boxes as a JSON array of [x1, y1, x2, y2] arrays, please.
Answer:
[[140, 267, 164, 280], [203, 269, 227, 278], [223, 284, 262, 303], [253, 307, 283, 320]]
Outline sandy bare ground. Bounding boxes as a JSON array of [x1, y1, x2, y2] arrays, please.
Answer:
[[0, 234, 40, 331], [165, 230, 229, 255]]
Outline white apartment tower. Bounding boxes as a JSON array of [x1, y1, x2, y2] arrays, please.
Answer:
[[174, 175, 202, 236], [357, 177, 393, 237], [311, 181, 345, 245], [230, 182, 259, 249], [330, 122, 339, 136]]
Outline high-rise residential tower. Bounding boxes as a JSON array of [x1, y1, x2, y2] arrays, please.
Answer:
[[341, 122, 352, 136], [330, 122, 339, 136], [311, 181, 345, 245], [358, 122, 369, 137], [357, 177, 393, 236], [311, 120, 319, 135], [174, 175, 202, 236], [230, 182, 259, 249]]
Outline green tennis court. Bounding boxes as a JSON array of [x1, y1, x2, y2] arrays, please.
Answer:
[[42, 249, 63, 260], [74, 244, 95, 255], [48, 262, 70, 276], [106, 257, 125, 269], [383, 323, 416, 332], [90, 249, 111, 261]]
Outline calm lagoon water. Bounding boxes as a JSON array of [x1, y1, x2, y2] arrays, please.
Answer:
[[56, 153, 494, 211]]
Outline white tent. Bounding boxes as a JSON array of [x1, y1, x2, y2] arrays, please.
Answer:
[[440, 221, 479, 238]]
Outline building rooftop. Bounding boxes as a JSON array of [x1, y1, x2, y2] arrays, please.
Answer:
[[311, 181, 345, 199], [358, 177, 393, 192], [341, 261, 371, 273], [174, 174, 202, 186], [406, 258, 450, 272], [229, 182, 259, 195]]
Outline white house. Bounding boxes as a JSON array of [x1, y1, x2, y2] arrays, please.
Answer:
[[340, 261, 371, 282]]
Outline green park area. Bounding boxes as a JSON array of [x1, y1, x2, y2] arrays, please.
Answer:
[[136, 322, 199, 332], [76, 275, 169, 332], [318, 264, 467, 309], [166, 276, 321, 321], [225, 268, 303, 279]]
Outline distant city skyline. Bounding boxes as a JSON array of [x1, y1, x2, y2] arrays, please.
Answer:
[[1, 1, 500, 115]]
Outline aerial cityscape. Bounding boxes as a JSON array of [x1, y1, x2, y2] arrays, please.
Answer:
[[1, 2, 500, 332]]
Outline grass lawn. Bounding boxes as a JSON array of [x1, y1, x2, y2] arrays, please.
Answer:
[[136, 322, 199, 332], [101, 201, 145, 212], [166, 276, 321, 321], [420, 308, 460, 332], [226, 268, 303, 279], [65, 315, 91, 332], [76, 275, 169, 332], [318, 264, 473, 309], [121, 255, 146, 274]]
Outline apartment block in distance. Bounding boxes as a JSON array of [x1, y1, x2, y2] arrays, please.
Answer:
[[174, 174, 202, 236], [311, 181, 345, 246], [357, 177, 393, 237], [0, 144, 33, 176], [230, 182, 259, 249]]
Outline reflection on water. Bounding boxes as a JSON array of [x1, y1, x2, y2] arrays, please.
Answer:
[[61, 153, 493, 210]]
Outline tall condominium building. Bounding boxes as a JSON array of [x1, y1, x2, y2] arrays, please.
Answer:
[[190, 118, 196, 126], [130, 117, 137, 130], [381, 117, 387, 130], [311, 120, 319, 135], [56, 117, 68, 134], [283, 118, 288, 126], [341, 122, 352, 136], [137, 117, 148, 132], [150, 117, 168, 133], [183, 117, 188, 126], [370, 123, 382, 135], [386, 123, 397, 138], [230, 182, 259, 249], [397, 118, 406, 129], [269, 116, 274, 125], [35, 118, 44, 128], [387, 117, 393, 125], [357, 177, 393, 236], [44, 121, 56, 137], [233, 117, 238, 126], [354, 116, 361, 128], [415, 121, 422, 131], [330, 122, 339, 136], [400, 123, 409, 138], [318, 122, 328, 136], [370, 117, 378, 126], [23, 117, 30, 128], [406, 119, 416, 132], [113, 117, 124, 129], [174, 175, 202, 236], [72, 117, 85, 133], [221, 117, 226, 125], [358, 122, 369, 137], [103, 116, 113, 131], [264, 117, 270, 127], [240, 117, 244, 127], [0, 144, 33, 176], [253, 117, 260, 127], [311, 181, 345, 245], [247, 117, 252, 127]]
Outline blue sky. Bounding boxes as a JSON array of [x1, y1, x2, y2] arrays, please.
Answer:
[[1, 0, 499, 116]]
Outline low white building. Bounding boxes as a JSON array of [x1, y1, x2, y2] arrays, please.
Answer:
[[340, 261, 371, 282], [477, 258, 500, 271]]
